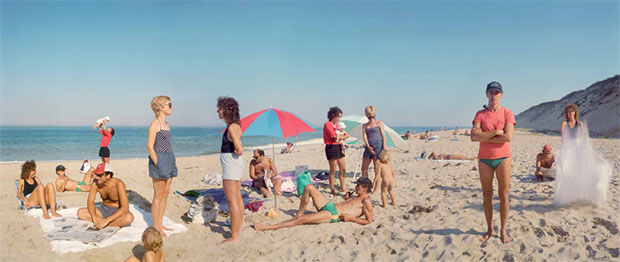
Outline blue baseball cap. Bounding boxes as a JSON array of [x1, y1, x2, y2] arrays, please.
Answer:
[[486, 81, 503, 93]]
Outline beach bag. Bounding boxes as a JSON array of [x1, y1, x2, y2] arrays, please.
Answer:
[[296, 171, 312, 196], [203, 173, 222, 186], [187, 195, 218, 224], [280, 177, 297, 193]]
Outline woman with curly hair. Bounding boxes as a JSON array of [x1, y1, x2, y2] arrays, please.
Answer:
[[217, 96, 244, 243], [16, 160, 61, 219], [323, 106, 348, 194]]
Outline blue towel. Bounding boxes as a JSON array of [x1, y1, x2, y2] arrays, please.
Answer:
[[174, 189, 267, 211]]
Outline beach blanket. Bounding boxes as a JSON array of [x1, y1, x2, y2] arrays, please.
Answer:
[[241, 171, 329, 193], [25, 204, 187, 254], [414, 157, 472, 163], [174, 188, 266, 211]]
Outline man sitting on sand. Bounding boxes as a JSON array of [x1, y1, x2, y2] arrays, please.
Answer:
[[535, 145, 555, 181], [253, 177, 373, 231], [427, 152, 476, 161], [55, 164, 93, 192], [77, 163, 134, 229], [250, 149, 282, 197]]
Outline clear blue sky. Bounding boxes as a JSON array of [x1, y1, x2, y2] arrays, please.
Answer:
[[1, 1, 618, 127]]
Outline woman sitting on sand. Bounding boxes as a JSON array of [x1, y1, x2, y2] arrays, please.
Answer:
[[427, 152, 476, 161], [470, 81, 516, 244], [16, 160, 62, 219]]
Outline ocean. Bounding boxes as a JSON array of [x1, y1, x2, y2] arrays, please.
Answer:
[[0, 126, 460, 163]]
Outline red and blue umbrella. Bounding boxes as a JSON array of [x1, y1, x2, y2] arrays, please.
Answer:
[[240, 108, 316, 139]]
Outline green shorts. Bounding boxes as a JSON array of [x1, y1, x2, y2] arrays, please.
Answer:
[[76, 181, 86, 192], [479, 158, 507, 169], [320, 202, 340, 223]]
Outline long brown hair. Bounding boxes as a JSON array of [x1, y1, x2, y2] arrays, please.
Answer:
[[564, 103, 579, 122], [217, 96, 240, 126], [21, 160, 36, 180]]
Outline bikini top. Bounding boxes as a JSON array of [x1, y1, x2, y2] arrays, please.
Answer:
[[23, 178, 38, 196]]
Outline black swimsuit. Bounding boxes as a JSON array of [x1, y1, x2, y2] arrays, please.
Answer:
[[23, 179, 38, 196]]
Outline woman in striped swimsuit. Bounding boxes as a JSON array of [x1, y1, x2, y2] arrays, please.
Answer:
[[147, 96, 178, 237]]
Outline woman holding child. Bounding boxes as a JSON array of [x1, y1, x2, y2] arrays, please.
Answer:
[[147, 96, 178, 237], [217, 96, 244, 243], [323, 107, 348, 195], [470, 81, 516, 244], [361, 105, 387, 193]]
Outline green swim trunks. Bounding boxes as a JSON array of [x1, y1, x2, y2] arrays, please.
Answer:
[[479, 158, 507, 169], [76, 181, 86, 192], [320, 202, 340, 223]]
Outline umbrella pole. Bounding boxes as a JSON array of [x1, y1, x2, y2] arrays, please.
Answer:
[[272, 137, 277, 209], [353, 147, 363, 181]]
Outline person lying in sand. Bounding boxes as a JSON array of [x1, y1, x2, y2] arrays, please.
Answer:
[[535, 145, 555, 181], [16, 160, 62, 219], [280, 142, 294, 154], [77, 163, 134, 229], [254, 177, 373, 231], [376, 151, 396, 208], [427, 152, 476, 161], [55, 164, 93, 192], [125, 226, 164, 262], [249, 149, 282, 197]]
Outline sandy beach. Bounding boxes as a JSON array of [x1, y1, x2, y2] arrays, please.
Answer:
[[1, 129, 618, 261]]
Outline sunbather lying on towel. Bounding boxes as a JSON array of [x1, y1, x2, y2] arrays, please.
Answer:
[[55, 164, 93, 192], [77, 163, 134, 229], [253, 177, 373, 231], [427, 152, 476, 160]]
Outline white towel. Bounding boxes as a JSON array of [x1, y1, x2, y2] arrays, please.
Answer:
[[25, 204, 187, 254]]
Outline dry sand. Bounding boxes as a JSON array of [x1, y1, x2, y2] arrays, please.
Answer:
[[1, 130, 618, 261]]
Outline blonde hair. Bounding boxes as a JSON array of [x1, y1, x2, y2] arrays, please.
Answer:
[[378, 151, 390, 164], [365, 105, 376, 118], [141, 227, 163, 252], [150, 96, 171, 117]]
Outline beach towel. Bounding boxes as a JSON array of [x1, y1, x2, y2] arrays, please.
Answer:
[[174, 188, 264, 211], [241, 171, 299, 193], [24, 203, 187, 254]]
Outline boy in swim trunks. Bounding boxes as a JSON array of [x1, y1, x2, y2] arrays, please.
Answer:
[[253, 177, 373, 231], [55, 164, 93, 192]]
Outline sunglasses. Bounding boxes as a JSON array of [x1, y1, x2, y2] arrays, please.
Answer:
[[168, 102, 173, 108]]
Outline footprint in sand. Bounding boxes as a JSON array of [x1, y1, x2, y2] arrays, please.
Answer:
[[592, 217, 619, 235]]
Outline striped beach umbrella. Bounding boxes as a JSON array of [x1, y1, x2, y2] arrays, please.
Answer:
[[240, 108, 316, 139]]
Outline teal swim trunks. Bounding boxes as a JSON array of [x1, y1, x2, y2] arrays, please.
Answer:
[[76, 181, 87, 192], [320, 202, 340, 223], [479, 158, 507, 169]]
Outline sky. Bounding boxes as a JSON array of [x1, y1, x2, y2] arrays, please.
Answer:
[[1, 1, 618, 127]]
